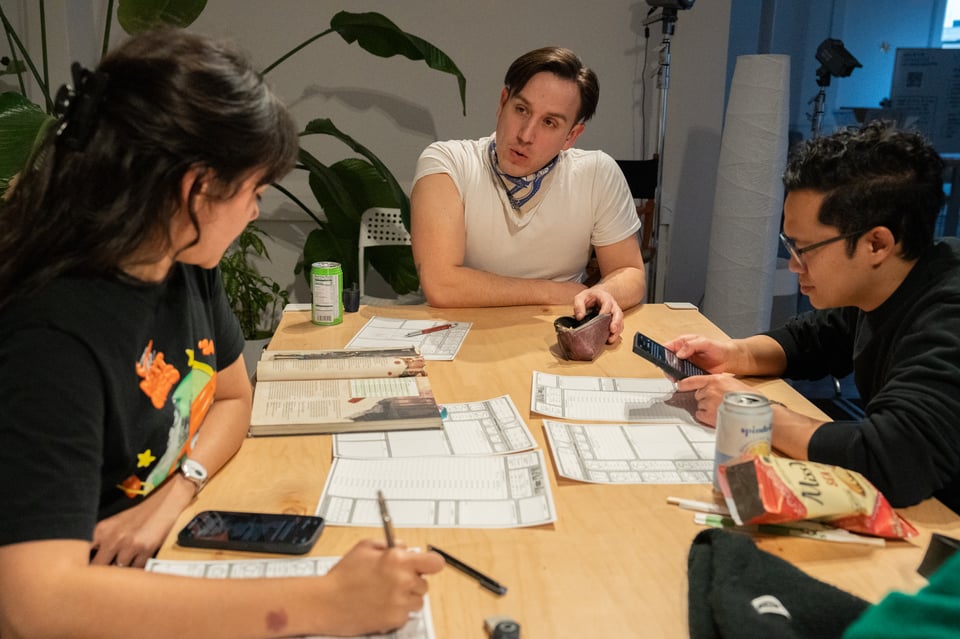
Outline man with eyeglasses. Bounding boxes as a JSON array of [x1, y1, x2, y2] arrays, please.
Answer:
[[665, 121, 960, 513]]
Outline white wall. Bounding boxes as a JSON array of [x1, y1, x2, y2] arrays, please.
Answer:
[[655, 1, 732, 303], [5, 0, 732, 304]]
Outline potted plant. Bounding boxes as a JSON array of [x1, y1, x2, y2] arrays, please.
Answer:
[[219, 224, 290, 378], [220, 224, 289, 340], [259, 11, 466, 294], [0, 1, 208, 196]]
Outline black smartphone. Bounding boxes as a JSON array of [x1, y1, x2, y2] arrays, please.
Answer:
[[632, 331, 709, 380], [177, 510, 324, 555]]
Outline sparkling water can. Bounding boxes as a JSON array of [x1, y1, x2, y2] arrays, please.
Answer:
[[310, 261, 343, 326], [713, 391, 773, 490]]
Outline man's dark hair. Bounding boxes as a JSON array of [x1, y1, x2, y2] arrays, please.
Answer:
[[782, 121, 944, 260], [503, 47, 599, 125]]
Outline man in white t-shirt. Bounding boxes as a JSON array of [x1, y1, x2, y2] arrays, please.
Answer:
[[411, 47, 645, 342]]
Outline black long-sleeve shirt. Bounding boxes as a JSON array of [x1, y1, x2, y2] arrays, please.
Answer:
[[765, 238, 960, 511]]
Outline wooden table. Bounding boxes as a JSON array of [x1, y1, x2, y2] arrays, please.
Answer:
[[158, 304, 960, 637]]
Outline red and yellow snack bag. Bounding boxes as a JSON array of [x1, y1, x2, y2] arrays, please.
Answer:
[[717, 455, 918, 539]]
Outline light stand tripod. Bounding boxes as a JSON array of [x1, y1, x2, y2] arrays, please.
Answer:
[[808, 38, 861, 139], [643, 6, 681, 302], [809, 66, 831, 139]]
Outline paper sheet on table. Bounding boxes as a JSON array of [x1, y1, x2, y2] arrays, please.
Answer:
[[543, 419, 715, 484], [334, 395, 535, 458], [146, 556, 435, 639], [345, 316, 471, 360], [530, 371, 699, 423], [316, 451, 556, 528]]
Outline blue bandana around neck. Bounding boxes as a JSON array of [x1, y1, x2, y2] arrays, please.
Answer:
[[488, 140, 559, 210]]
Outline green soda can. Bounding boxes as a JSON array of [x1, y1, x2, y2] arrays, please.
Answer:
[[310, 261, 343, 325]]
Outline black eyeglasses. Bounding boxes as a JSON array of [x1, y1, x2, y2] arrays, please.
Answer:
[[779, 230, 864, 269]]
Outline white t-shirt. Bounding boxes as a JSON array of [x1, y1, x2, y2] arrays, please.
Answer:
[[413, 135, 640, 283]]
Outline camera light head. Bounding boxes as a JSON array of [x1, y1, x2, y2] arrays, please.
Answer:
[[646, 0, 695, 10]]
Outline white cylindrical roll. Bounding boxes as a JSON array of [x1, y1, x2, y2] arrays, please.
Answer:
[[702, 54, 790, 338]]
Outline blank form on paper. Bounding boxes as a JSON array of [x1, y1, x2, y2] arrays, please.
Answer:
[[543, 419, 715, 485], [333, 395, 535, 458], [530, 370, 699, 423], [345, 315, 471, 360], [316, 451, 556, 528], [147, 556, 435, 639]]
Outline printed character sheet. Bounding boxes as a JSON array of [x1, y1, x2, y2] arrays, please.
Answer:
[[530, 371, 698, 423], [146, 556, 435, 639], [333, 395, 535, 458], [316, 451, 556, 528], [543, 419, 715, 484], [345, 316, 471, 360]]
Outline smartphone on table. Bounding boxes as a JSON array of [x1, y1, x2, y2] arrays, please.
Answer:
[[632, 331, 709, 380], [177, 510, 325, 555]]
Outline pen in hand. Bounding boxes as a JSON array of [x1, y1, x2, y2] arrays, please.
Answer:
[[377, 490, 395, 548], [427, 544, 507, 596], [405, 323, 454, 337]]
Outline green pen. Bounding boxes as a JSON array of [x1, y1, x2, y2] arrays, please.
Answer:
[[693, 513, 885, 547]]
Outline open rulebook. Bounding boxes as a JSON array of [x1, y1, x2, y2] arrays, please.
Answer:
[[249, 347, 443, 436]]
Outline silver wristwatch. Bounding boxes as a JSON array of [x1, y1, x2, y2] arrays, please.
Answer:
[[180, 457, 208, 494]]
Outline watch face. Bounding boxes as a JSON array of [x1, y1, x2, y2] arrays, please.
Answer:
[[182, 458, 208, 482]]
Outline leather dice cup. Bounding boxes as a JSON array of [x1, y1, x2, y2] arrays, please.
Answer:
[[554, 309, 612, 361]]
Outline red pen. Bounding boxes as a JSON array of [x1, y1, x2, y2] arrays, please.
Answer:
[[405, 323, 454, 337]]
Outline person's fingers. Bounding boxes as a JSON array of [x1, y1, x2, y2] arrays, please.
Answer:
[[413, 549, 446, 575], [409, 575, 430, 597]]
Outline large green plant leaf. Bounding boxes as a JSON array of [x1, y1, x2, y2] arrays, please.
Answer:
[[298, 119, 420, 293], [0, 92, 52, 194], [326, 158, 400, 217], [301, 155, 404, 292], [368, 244, 419, 295], [330, 11, 466, 116], [117, 0, 207, 33], [302, 226, 358, 290], [302, 118, 411, 221], [305, 157, 399, 237], [324, 158, 416, 295], [297, 146, 358, 223]]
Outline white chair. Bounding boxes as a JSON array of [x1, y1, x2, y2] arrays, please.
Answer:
[[358, 207, 412, 301]]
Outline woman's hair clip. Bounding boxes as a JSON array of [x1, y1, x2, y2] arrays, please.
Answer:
[[53, 62, 109, 151]]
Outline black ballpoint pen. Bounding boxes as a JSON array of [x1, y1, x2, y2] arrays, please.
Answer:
[[377, 490, 395, 548], [427, 544, 507, 596]]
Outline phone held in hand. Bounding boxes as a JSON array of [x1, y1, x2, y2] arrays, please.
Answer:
[[177, 510, 325, 555], [632, 331, 709, 380]]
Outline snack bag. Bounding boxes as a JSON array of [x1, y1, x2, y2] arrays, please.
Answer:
[[717, 455, 918, 539]]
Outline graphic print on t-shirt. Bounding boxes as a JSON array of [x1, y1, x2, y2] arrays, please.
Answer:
[[116, 339, 217, 498]]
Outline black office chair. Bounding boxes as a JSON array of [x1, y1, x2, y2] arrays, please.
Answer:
[[583, 158, 658, 286], [616, 158, 658, 264]]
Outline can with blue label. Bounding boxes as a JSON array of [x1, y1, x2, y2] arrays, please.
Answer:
[[713, 392, 772, 490], [310, 261, 343, 326]]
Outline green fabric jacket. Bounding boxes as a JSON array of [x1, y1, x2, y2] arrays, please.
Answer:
[[844, 549, 960, 638]]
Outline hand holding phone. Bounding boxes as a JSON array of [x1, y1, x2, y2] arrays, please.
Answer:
[[632, 331, 709, 380], [177, 510, 324, 555]]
